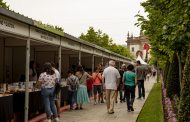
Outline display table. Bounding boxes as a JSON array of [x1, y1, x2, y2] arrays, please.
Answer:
[[0, 86, 69, 122], [0, 94, 13, 122], [12, 90, 44, 122], [13, 90, 44, 114]]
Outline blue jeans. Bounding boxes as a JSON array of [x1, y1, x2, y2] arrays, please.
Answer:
[[68, 91, 77, 108], [41, 87, 58, 118], [124, 85, 135, 109]]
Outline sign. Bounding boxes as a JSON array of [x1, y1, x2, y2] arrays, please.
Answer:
[[110, 55, 117, 61], [81, 45, 93, 53], [30, 26, 60, 45], [61, 37, 80, 50], [94, 49, 102, 56], [102, 52, 110, 58], [0, 15, 29, 36]]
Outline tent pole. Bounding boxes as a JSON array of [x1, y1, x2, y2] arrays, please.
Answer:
[[58, 38, 61, 76], [24, 30, 30, 122], [92, 55, 94, 72]]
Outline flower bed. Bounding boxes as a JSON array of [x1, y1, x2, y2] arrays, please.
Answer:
[[162, 83, 177, 122]]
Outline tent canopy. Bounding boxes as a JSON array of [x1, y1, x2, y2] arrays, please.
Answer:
[[136, 55, 147, 65]]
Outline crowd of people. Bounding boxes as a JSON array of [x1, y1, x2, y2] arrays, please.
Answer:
[[29, 60, 157, 122]]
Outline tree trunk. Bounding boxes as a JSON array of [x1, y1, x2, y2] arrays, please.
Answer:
[[177, 52, 182, 90]]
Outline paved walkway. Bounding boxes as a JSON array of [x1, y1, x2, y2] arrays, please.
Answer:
[[58, 77, 156, 122]]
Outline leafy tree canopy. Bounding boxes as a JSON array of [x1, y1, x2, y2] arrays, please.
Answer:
[[0, 0, 9, 9], [80, 27, 134, 59], [136, 0, 190, 67]]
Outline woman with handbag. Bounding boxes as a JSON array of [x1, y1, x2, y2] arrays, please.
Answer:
[[38, 62, 59, 122], [75, 65, 92, 110]]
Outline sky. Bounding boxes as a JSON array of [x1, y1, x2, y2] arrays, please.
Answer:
[[4, 0, 146, 45]]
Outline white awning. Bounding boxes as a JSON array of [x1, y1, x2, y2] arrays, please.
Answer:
[[136, 55, 147, 65]]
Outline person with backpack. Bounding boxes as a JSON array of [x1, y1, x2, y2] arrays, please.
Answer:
[[66, 70, 79, 110]]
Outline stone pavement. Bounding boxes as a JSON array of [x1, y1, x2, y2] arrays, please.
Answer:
[[58, 77, 156, 122]]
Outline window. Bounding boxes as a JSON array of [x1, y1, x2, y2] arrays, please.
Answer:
[[131, 47, 135, 52]]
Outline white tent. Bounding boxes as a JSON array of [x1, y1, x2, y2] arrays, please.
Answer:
[[136, 55, 147, 65]]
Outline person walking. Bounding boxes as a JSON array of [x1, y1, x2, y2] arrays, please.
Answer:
[[136, 60, 146, 99], [123, 64, 136, 112], [118, 64, 127, 103], [51, 62, 61, 117], [86, 71, 93, 98], [75, 65, 92, 109], [38, 62, 59, 122], [66, 70, 79, 110], [102, 60, 120, 114], [92, 67, 102, 104]]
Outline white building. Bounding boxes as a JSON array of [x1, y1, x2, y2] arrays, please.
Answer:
[[126, 31, 150, 62]]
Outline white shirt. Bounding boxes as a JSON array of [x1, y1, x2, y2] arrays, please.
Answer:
[[29, 69, 37, 81], [102, 66, 120, 90], [38, 72, 56, 88], [53, 68, 60, 83]]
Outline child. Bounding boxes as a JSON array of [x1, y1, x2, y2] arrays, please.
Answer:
[[66, 70, 79, 110], [86, 71, 93, 98]]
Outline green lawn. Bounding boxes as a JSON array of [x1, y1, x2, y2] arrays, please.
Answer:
[[136, 83, 164, 122]]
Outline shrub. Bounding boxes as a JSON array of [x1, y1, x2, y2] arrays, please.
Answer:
[[162, 83, 177, 122], [178, 49, 190, 122], [166, 53, 180, 99]]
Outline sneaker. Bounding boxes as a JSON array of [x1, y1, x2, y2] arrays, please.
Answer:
[[70, 107, 74, 110], [108, 111, 114, 114], [131, 106, 134, 111], [122, 98, 126, 101], [137, 97, 141, 99], [54, 117, 59, 122], [46, 119, 51, 122], [101, 100, 104, 103], [80, 107, 83, 110], [94, 101, 97, 105]]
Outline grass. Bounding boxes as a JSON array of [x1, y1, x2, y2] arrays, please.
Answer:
[[136, 83, 164, 122]]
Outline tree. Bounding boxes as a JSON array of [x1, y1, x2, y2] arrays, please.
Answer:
[[136, 1, 190, 121], [0, 0, 9, 9], [79, 27, 134, 59], [166, 53, 180, 98], [178, 48, 190, 122], [136, 0, 190, 89]]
